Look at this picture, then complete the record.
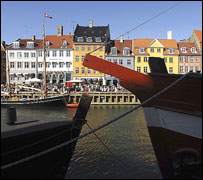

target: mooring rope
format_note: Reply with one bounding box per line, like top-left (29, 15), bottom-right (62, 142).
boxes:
top-left (1, 71), bottom-right (193, 170)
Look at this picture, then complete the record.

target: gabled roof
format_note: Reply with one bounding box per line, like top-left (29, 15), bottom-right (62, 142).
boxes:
top-left (194, 30), bottom-right (202, 42)
top-left (45, 35), bottom-right (73, 49)
top-left (147, 39), bottom-right (165, 48)
top-left (107, 40), bottom-right (133, 56)
top-left (177, 42), bottom-right (201, 55)
top-left (7, 39), bottom-right (43, 49)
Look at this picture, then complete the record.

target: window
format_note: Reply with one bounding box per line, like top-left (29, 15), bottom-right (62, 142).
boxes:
top-left (191, 47), bottom-right (197, 53)
top-left (144, 57), bottom-right (148, 62)
top-left (169, 49), bottom-right (174, 54)
top-left (17, 52), bottom-right (22, 58)
top-left (75, 67), bottom-right (79, 74)
top-left (12, 42), bottom-right (20, 48)
top-left (87, 68), bottom-right (91, 74)
top-left (93, 70), bottom-right (97, 74)
top-left (169, 67), bottom-right (173, 73)
top-left (82, 55), bottom-right (85, 61)
top-left (46, 51), bottom-right (50, 57)
top-left (190, 66), bottom-right (193, 72)
top-left (31, 62), bottom-right (35, 68)
top-left (27, 42), bottom-right (34, 48)
top-left (66, 50), bottom-right (70, 57)
top-left (75, 45), bottom-right (79, 50)
top-left (24, 52), bottom-right (29, 58)
top-left (59, 62), bottom-right (64, 68)
top-left (10, 62), bottom-right (15, 68)
top-left (180, 56), bottom-right (184, 62)
top-left (96, 37), bottom-right (101, 42)
top-left (75, 55), bottom-right (79, 62)
top-left (143, 67), bottom-right (148, 73)
top-left (123, 48), bottom-right (130, 56)
top-left (190, 56), bottom-right (194, 63)
top-left (38, 51), bottom-right (42, 57)
top-left (53, 50), bottom-right (57, 57)
top-left (46, 62), bottom-right (50, 68)
top-left (10, 52), bottom-right (14, 58)
top-left (195, 56), bottom-right (199, 62)
top-left (46, 41), bottom-right (50, 47)
top-left (31, 52), bottom-right (35, 57)
top-left (169, 57), bottom-right (173, 63)
top-left (99, 45), bottom-right (103, 51)
top-left (195, 66), bottom-right (200, 72)
top-left (164, 57), bottom-right (167, 63)
top-left (137, 67), bottom-right (141, 72)
top-left (62, 41), bottom-right (67, 48)
top-left (52, 62), bottom-right (57, 68)
top-left (59, 50), bottom-right (63, 57)
top-left (111, 47), bottom-right (117, 55)
top-left (157, 48), bottom-right (161, 53)
top-left (185, 56), bottom-right (189, 62)
top-left (81, 45), bottom-right (85, 51)
top-left (66, 62), bottom-right (71, 68)
top-left (137, 57), bottom-right (141, 62)
top-left (17, 62), bottom-right (22, 68)
top-left (119, 59), bottom-right (123, 65)
top-left (87, 37), bottom-right (92, 42)
top-left (150, 48), bottom-right (154, 53)
top-left (77, 37), bottom-right (83, 42)
top-left (181, 47), bottom-right (187, 53)
top-left (24, 62), bottom-right (29, 68)
top-left (81, 67), bottom-right (85, 74)
top-left (38, 63), bottom-right (43, 68)
top-left (113, 59), bottom-right (117, 64)
top-left (185, 66), bottom-right (189, 73)
top-left (179, 66), bottom-right (183, 73)
top-left (139, 48), bottom-right (144, 53)
top-left (87, 45), bottom-right (91, 51)
top-left (127, 59), bottom-right (132, 65)
top-left (93, 45), bottom-right (97, 50)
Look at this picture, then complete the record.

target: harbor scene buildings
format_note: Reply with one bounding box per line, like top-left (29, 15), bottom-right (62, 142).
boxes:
top-left (1, 1), bottom-right (202, 179)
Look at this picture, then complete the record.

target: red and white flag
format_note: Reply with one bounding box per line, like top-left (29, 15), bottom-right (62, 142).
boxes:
top-left (44, 13), bottom-right (53, 19)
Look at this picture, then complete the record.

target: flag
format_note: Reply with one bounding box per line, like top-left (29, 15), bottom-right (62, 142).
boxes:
top-left (44, 13), bottom-right (53, 19)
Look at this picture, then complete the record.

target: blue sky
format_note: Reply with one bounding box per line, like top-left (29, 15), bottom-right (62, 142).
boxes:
top-left (1, 1), bottom-right (202, 44)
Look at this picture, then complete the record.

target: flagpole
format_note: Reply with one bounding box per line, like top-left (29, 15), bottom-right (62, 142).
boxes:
top-left (43, 20), bottom-right (47, 98)
top-left (6, 48), bottom-right (11, 97)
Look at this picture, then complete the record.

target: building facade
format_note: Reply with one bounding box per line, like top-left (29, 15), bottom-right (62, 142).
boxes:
top-left (73, 20), bottom-right (111, 85)
top-left (177, 42), bottom-right (201, 74)
top-left (1, 41), bottom-right (7, 84)
top-left (133, 38), bottom-right (179, 74)
top-left (105, 36), bottom-right (134, 86)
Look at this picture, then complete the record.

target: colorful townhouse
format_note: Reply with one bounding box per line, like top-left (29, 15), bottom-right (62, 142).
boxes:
top-left (177, 42), bottom-right (201, 74)
top-left (72, 20), bottom-right (111, 85)
top-left (105, 36), bottom-right (134, 86)
top-left (37, 25), bottom-right (74, 84)
top-left (1, 41), bottom-right (7, 84)
top-left (133, 32), bottom-right (179, 74)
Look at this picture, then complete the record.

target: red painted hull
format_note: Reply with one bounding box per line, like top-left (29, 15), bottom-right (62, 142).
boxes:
top-left (66, 103), bottom-right (79, 108)
top-left (83, 54), bottom-right (202, 179)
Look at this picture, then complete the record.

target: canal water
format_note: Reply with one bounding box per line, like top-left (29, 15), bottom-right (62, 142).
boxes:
top-left (15, 105), bottom-right (162, 179)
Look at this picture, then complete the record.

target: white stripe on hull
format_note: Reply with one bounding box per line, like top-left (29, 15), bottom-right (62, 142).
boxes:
top-left (143, 107), bottom-right (202, 139)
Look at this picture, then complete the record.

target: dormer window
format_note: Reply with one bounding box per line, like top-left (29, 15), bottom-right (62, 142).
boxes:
top-left (191, 47), bottom-right (197, 53)
top-left (96, 37), bottom-right (101, 42)
top-left (77, 37), bottom-right (84, 42)
top-left (123, 47), bottom-right (130, 56)
top-left (87, 37), bottom-right (92, 42)
top-left (46, 41), bottom-right (50, 47)
top-left (62, 40), bottom-right (68, 48)
top-left (27, 42), bottom-right (34, 48)
top-left (139, 48), bottom-right (145, 53)
top-left (111, 47), bottom-right (117, 56)
top-left (169, 49), bottom-right (174, 54)
top-left (181, 47), bottom-right (187, 53)
top-left (12, 42), bottom-right (20, 48)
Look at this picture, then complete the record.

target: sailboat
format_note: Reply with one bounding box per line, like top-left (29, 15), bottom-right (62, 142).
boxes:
top-left (83, 54), bottom-right (202, 179)
top-left (1, 21), bottom-right (69, 108)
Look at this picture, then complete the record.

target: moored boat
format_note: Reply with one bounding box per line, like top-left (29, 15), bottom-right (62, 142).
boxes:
top-left (83, 54), bottom-right (202, 179)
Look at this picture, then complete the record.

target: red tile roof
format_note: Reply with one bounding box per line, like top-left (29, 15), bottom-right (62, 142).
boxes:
top-left (177, 42), bottom-right (201, 55)
top-left (7, 39), bottom-right (43, 49)
top-left (194, 30), bottom-right (202, 42)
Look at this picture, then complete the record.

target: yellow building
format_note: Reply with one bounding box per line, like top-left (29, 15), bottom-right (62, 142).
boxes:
top-left (73, 20), bottom-right (110, 84)
top-left (133, 39), bottom-right (179, 74)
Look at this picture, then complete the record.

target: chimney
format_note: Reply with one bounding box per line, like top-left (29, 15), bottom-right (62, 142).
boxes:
top-left (120, 35), bottom-right (123, 43)
top-left (89, 20), bottom-right (93, 28)
top-left (167, 31), bottom-right (172, 39)
top-left (32, 35), bottom-right (35, 40)
top-left (57, 25), bottom-right (63, 36)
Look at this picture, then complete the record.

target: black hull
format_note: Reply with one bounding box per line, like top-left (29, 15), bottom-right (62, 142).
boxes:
top-left (1, 94), bottom-right (69, 108)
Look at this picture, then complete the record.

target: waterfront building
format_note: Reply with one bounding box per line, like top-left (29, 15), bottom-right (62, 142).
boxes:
top-left (1, 41), bottom-right (7, 84)
top-left (37, 25), bottom-right (74, 84)
top-left (73, 20), bottom-right (111, 85)
top-left (177, 42), bottom-right (201, 74)
top-left (105, 36), bottom-right (134, 86)
top-left (133, 32), bottom-right (179, 74)
top-left (186, 30), bottom-right (202, 72)
top-left (6, 36), bottom-right (43, 84)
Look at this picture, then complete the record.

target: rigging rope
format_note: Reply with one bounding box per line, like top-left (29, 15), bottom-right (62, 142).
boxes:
top-left (1, 71), bottom-right (193, 170)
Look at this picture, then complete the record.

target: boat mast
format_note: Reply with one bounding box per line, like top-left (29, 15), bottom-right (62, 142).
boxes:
top-left (6, 48), bottom-right (11, 97)
top-left (43, 20), bottom-right (47, 98)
